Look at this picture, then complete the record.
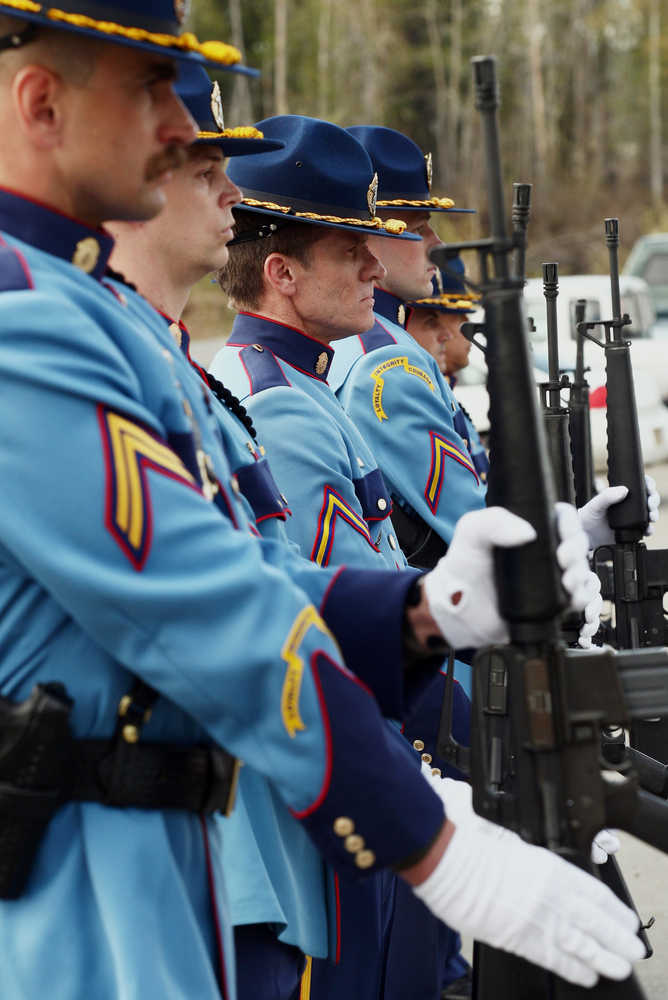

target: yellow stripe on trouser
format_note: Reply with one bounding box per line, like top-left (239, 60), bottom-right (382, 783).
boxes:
top-left (299, 956), bottom-right (312, 999)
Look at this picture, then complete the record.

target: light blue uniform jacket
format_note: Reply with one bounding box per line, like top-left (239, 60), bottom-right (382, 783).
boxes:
top-left (0, 191), bottom-right (445, 999)
top-left (329, 310), bottom-right (487, 548)
top-left (210, 312), bottom-right (471, 961)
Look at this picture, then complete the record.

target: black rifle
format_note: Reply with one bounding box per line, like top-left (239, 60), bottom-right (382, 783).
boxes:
top-left (538, 264), bottom-right (653, 953)
top-left (581, 221), bottom-right (668, 760)
top-left (569, 299), bottom-right (596, 507)
top-left (432, 56), bottom-right (668, 1000)
top-left (511, 182), bottom-right (532, 282)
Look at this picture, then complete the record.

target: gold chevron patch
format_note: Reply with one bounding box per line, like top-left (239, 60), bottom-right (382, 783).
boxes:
top-left (99, 408), bottom-right (197, 569)
top-left (370, 356), bottom-right (434, 421)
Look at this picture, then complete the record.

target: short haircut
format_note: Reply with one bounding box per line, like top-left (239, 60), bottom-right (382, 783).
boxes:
top-left (0, 16), bottom-right (101, 85)
top-left (219, 208), bottom-right (328, 310)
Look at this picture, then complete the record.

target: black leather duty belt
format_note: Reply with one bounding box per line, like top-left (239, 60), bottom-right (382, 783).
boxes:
top-left (68, 740), bottom-right (241, 816)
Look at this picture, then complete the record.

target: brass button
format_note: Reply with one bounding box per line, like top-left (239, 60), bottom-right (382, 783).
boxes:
top-left (333, 817), bottom-right (354, 837)
top-left (421, 752), bottom-right (432, 765)
top-left (377, 497), bottom-right (387, 512)
top-left (252, 344), bottom-right (264, 352)
top-left (344, 834), bottom-right (365, 853)
top-left (355, 849), bottom-right (376, 869)
top-left (431, 768), bottom-right (442, 778)
top-left (388, 534), bottom-right (397, 551)
top-left (413, 739), bottom-right (425, 752)
top-left (481, 471), bottom-right (487, 483)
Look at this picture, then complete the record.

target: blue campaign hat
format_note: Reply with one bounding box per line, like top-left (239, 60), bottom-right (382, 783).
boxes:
top-left (408, 256), bottom-right (480, 313)
top-left (346, 126), bottom-right (474, 213)
top-left (0, 0), bottom-right (257, 74)
top-left (227, 115), bottom-right (420, 241)
top-left (175, 63), bottom-right (283, 156)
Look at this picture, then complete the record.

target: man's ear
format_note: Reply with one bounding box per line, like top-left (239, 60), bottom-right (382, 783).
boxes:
top-left (264, 253), bottom-right (298, 297)
top-left (12, 64), bottom-right (65, 148)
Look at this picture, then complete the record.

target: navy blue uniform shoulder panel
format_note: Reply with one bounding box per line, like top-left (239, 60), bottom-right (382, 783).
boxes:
top-left (240, 344), bottom-right (291, 394)
top-left (359, 320), bottom-right (398, 353)
top-left (0, 242), bottom-right (33, 292)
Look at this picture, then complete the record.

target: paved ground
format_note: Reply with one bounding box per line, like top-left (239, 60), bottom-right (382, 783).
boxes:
top-left (461, 460), bottom-right (668, 996)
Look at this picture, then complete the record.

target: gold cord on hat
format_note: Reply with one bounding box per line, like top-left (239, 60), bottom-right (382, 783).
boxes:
top-left (198, 127), bottom-right (265, 140)
top-left (411, 292), bottom-right (480, 308)
top-left (376, 196), bottom-right (455, 209)
top-left (241, 198), bottom-right (407, 234)
top-left (1, 0), bottom-right (243, 66)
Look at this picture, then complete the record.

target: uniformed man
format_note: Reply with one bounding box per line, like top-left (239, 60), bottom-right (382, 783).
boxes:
top-left (106, 63), bottom-right (473, 999)
top-left (0, 13), bottom-right (642, 1000)
top-left (211, 114), bottom-right (636, 999)
top-left (406, 256), bottom-right (489, 488)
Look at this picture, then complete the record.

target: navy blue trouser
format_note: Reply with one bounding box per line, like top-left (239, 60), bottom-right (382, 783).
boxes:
top-left (234, 923), bottom-right (305, 1000)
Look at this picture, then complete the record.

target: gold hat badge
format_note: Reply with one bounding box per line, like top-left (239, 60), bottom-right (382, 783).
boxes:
top-left (210, 80), bottom-right (225, 131)
top-left (174, 0), bottom-right (190, 25)
top-left (367, 172), bottom-right (378, 217)
top-left (425, 152), bottom-right (433, 192)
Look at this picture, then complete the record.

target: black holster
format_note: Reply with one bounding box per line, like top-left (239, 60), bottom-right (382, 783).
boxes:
top-left (0, 682), bottom-right (240, 900)
top-left (0, 683), bottom-right (73, 899)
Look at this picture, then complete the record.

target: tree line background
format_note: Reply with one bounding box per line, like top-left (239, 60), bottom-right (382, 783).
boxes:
top-left (184, 0), bottom-right (666, 336)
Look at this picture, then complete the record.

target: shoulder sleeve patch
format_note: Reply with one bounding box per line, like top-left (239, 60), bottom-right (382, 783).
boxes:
top-left (240, 344), bottom-right (291, 395)
top-left (0, 241), bottom-right (33, 291)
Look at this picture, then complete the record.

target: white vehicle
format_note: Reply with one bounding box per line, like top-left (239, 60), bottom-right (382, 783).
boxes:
top-left (523, 274), bottom-right (668, 401)
top-left (452, 341), bottom-right (668, 473)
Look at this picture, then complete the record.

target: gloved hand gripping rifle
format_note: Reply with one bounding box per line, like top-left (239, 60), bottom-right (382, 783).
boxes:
top-left (432, 55), bottom-right (668, 1000)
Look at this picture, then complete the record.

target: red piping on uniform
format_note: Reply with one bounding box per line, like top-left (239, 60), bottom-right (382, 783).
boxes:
top-left (199, 814), bottom-right (229, 1000)
top-left (291, 652), bottom-right (335, 820)
top-left (0, 234), bottom-right (34, 288)
top-left (319, 566), bottom-right (346, 616)
top-left (334, 873), bottom-right (342, 964)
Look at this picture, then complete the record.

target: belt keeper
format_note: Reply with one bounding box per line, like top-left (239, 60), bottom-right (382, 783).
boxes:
top-left (118, 693), bottom-right (153, 744)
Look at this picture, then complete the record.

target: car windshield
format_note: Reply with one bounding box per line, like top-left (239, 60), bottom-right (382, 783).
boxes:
top-left (642, 253), bottom-right (668, 286)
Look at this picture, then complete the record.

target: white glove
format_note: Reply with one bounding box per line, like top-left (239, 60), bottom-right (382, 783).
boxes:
top-left (575, 570), bottom-right (602, 649)
top-left (423, 508), bottom-right (536, 649)
top-left (421, 766), bottom-right (620, 865)
top-left (554, 502), bottom-right (603, 650)
top-left (645, 474), bottom-right (660, 536)
top-left (414, 771), bottom-right (643, 987)
top-left (578, 475), bottom-right (660, 548)
top-left (591, 829), bottom-right (621, 865)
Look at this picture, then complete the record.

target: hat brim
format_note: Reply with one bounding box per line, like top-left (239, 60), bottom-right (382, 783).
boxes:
top-left (196, 135), bottom-right (285, 157)
top-left (0, 5), bottom-right (258, 74)
top-left (234, 203), bottom-right (421, 241)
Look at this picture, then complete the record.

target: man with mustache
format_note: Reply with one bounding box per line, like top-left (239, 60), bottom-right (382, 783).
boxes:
top-left (0, 10), bottom-right (640, 1000)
